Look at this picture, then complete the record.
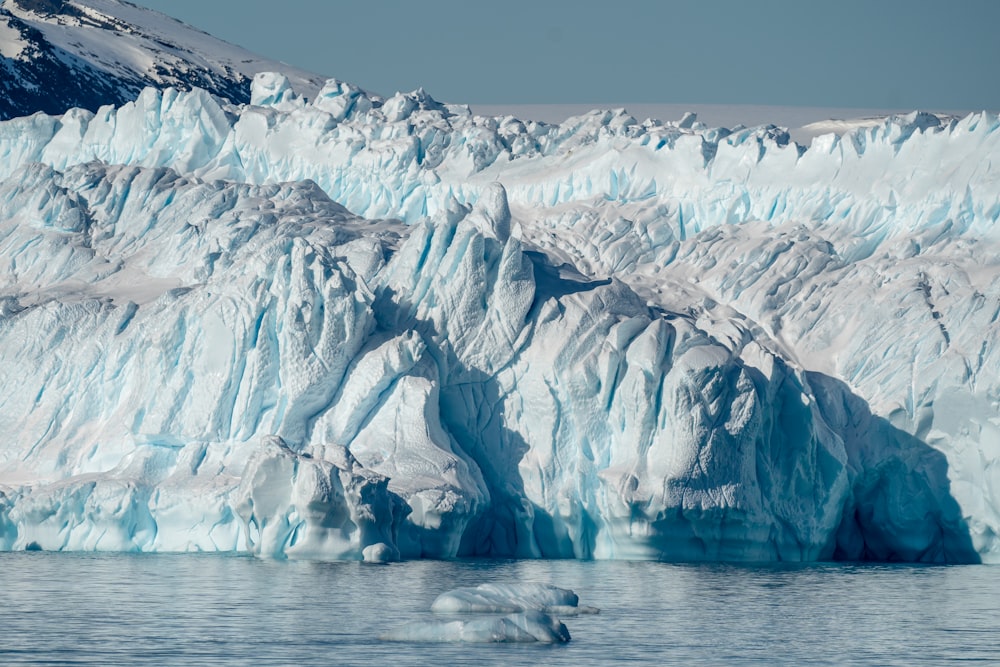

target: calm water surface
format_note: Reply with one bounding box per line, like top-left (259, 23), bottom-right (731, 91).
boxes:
top-left (0, 553), bottom-right (997, 666)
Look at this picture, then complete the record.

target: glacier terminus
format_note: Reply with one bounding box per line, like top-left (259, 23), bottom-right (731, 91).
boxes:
top-left (0, 70), bottom-right (998, 564)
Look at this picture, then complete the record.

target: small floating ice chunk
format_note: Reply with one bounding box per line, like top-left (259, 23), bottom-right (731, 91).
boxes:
top-left (431, 583), bottom-right (599, 615)
top-left (380, 610), bottom-right (571, 643)
top-left (362, 542), bottom-right (399, 563)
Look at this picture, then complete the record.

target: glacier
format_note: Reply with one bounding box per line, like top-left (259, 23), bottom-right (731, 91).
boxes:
top-left (0, 72), bottom-right (997, 563)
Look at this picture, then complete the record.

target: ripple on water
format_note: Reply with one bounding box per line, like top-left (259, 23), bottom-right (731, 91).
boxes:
top-left (0, 554), bottom-right (998, 666)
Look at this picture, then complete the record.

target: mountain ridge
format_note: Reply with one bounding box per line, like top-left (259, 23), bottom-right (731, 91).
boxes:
top-left (0, 0), bottom-right (325, 119)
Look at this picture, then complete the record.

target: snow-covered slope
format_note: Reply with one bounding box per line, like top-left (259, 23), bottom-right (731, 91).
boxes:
top-left (0, 0), bottom-right (326, 120)
top-left (0, 74), bottom-right (997, 563)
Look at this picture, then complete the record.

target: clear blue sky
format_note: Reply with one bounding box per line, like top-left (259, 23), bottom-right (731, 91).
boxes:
top-left (133, 0), bottom-right (1000, 110)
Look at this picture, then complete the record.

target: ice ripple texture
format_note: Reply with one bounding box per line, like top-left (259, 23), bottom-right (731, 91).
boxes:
top-left (0, 73), bottom-right (997, 563)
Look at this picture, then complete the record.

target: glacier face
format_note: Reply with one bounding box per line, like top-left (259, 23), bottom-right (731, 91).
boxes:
top-left (0, 74), bottom-right (997, 563)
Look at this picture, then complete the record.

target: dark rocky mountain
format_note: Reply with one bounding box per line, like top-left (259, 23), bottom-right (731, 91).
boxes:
top-left (0, 0), bottom-right (325, 120)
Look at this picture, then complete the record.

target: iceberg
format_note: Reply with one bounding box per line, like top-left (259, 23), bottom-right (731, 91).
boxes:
top-left (380, 610), bottom-right (571, 644)
top-left (0, 75), bottom-right (996, 563)
top-left (431, 583), bottom-right (599, 615)
top-left (384, 583), bottom-right (588, 643)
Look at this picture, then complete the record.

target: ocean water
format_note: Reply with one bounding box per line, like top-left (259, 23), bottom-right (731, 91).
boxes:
top-left (0, 553), bottom-right (997, 666)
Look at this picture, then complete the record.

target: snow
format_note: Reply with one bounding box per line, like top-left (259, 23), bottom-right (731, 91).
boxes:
top-left (1, 0), bottom-right (326, 98)
top-left (0, 14), bottom-right (24, 58)
top-left (0, 73), bottom-right (997, 563)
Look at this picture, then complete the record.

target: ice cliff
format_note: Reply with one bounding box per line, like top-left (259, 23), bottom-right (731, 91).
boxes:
top-left (0, 74), bottom-right (997, 563)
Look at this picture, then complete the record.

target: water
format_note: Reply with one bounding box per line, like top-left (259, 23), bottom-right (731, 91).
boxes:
top-left (1, 554), bottom-right (997, 666)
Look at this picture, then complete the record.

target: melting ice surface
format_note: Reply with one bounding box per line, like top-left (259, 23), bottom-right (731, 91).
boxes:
top-left (0, 72), bottom-right (998, 563)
